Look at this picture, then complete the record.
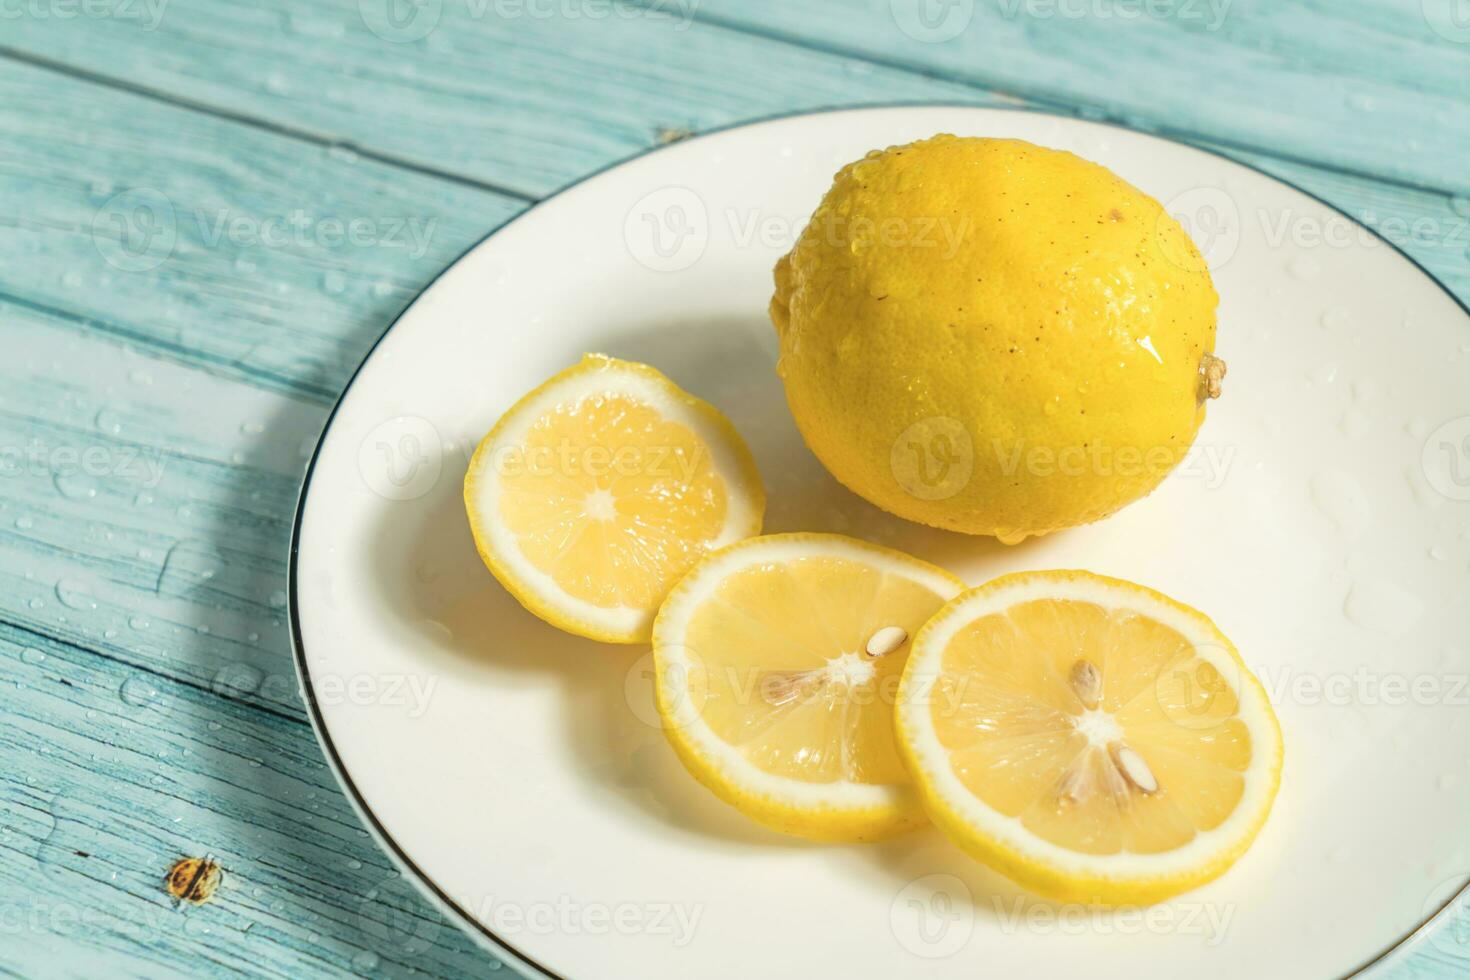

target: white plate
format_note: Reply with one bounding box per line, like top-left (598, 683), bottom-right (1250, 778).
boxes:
top-left (291, 107), bottom-right (1470, 979)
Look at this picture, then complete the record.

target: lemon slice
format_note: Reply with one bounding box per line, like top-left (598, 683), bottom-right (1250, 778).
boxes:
top-left (464, 355), bottom-right (764, 643)
top-left (896, 570), bottom-right (1283, 904)
top-left (652, 533), bottom-right (964, 841)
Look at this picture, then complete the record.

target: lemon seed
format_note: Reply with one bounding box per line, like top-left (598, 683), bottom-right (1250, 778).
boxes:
top-left (1069, 659), bottom-right (1102, 710)
top-left (1110, 743), bottom-right (1159, 794)
top-left (864, 625), bottom-right (908, 658)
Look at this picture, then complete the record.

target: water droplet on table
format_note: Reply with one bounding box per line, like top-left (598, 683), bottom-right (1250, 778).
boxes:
top-left (52, 471), bottom-right (100, 500)
top-left (181, 916), bottom-right (213, 938)
top-left (213, 663), bottom-right (265, 698)
top-left (94, 407), bottom-right (123, 435)
top-left (54, 579), bottom-right (98, 611)
top-left (19, 648), bottom-right (46, 665)
top-left (120, 675), bottom-right (163, 708)
top-left (351, 951), bottom-right (380, 973)
top-left (157, 539), bottom-right (224, 597)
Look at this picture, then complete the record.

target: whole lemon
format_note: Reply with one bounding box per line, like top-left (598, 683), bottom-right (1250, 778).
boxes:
top-left (770, 135), bottom-right (1223, 541)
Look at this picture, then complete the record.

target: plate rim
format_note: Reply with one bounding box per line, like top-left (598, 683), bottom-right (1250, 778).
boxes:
top-left (287, 102), bottom-right (1470, 980)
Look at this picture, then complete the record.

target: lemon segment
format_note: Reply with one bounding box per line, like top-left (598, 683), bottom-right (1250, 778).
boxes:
top-left (653, 534), bottom-right (964, 841)
top-left (896, 570), bottom-right (1282, 903)
top-left (465, 355), bottom-right (764, 643)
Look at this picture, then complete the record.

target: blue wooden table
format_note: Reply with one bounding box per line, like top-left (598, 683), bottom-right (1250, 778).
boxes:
top-left (2, 1), bottom-right (1468, 976)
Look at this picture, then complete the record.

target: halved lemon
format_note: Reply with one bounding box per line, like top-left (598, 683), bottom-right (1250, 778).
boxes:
top-left (896, 570), bottom-right (1283, 904)
top-left (652, 533), bottom-right (964, 841)
top-left (465, 355), bottom-right (764, 643)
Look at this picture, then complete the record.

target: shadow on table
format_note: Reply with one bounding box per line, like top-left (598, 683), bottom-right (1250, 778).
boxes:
top-left (159, 299), bottom-right (504, 976)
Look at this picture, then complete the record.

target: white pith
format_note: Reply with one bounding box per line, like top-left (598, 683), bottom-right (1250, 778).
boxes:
top-left (467, 359), bottom-right (762, 638)
top-left (899, 573), bottom-right (1282, 881)
top-left (1075, 708), bottom-right (1122, 747)
top-left (655, 535), bottom-right (963, 813)
top-left (826, 651), bottom-right (877, 687)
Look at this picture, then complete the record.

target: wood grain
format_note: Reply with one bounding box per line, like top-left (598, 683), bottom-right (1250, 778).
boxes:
top-left (692, 0), bottom-right (1470, 195)
top-left (0, 625), bottom-right (496, 978)
top-left (0, 58), bottom-right (524, 401)
top-left (1, 2), bottom-right (1468, 977)
top-left (3, 0), bottom-right (1469, 197)
top-left (3, 300), bottom-right (329, 714)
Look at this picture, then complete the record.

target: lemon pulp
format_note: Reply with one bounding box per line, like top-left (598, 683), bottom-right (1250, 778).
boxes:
top-left (499, 393), bottom-right (728, 610)
top-left (465, 354), bottom-right (764, 643)
top-left (934, 598), bottom-right (1249, 856)
top-left (654, 533), bottom-right (963, 840)
top-left (898, 570), bottom-right (1282, 903)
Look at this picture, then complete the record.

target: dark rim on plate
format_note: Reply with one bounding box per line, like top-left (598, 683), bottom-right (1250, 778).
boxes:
top-left (288, 104), bottom-right (1470, 979)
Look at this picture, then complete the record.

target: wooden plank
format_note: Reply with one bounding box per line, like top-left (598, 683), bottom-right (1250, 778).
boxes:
top-left (3, 34), bottom-right (1469, 411)
top-left (0, 0), bottom-right (1003, 197)
top-left (0, 625), bottom-right (496, 978)
top-left (3, 8), bottom-right (1468, 977)
top-left (687, 0), bottom-right (1470, 195)
top-left (2, 0), bottom-right (1468, 198)
top-left (0, 57), bottom-right (524, 401)
top-left (2, 300), bottom-right (321, 717)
